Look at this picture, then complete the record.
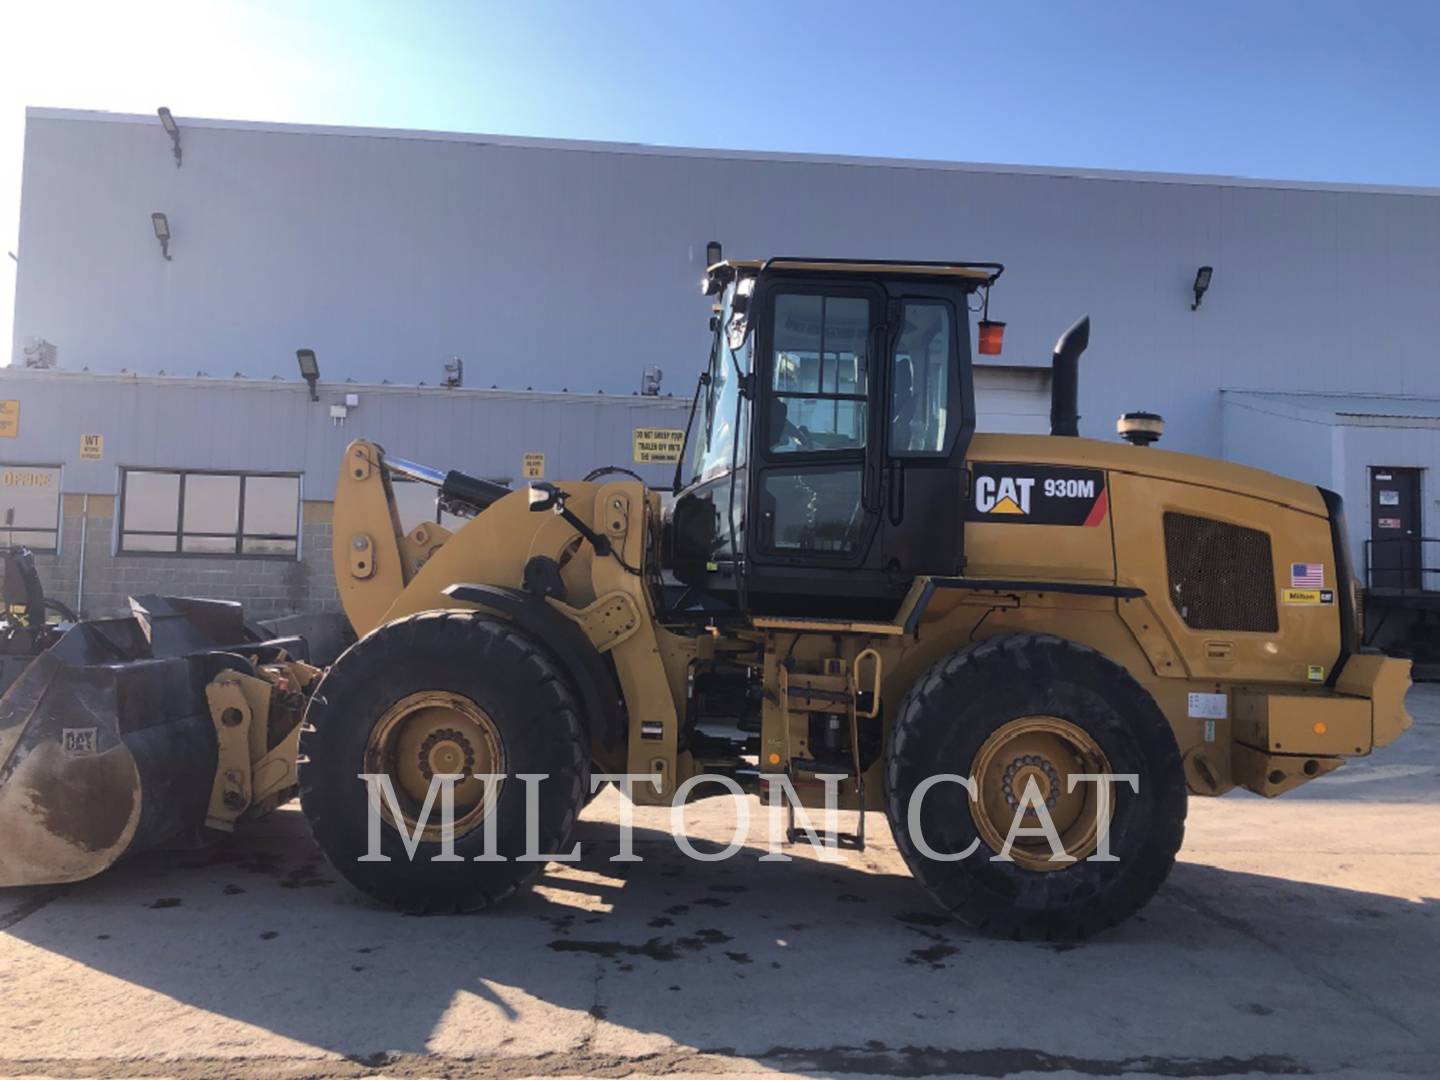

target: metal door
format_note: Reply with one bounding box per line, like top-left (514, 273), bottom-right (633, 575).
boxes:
top-left (1369, 466), bottom-right (1421, 591)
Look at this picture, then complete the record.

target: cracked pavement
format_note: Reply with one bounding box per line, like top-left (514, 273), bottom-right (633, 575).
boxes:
top-left (0, 687), bottom-right (1436, 1080)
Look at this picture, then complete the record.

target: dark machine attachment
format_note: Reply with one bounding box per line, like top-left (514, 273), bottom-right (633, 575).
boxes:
top-left (0, 594), bottom-right (316, 888)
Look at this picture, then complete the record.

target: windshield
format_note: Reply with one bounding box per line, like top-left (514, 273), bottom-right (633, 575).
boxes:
top-left (682, 281), bottom-right (752, 487)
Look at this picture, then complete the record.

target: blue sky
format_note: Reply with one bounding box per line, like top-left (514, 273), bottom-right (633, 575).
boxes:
top-left (4, 0), bottom-right (1439, 352)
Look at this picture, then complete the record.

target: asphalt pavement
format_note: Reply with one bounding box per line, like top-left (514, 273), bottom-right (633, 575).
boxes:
top-left (0, 688), bottom-right (1437, 1080)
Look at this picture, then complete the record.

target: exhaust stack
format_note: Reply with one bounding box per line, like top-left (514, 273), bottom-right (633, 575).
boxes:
top-left (1049, 315), bottom-right (1089, 437)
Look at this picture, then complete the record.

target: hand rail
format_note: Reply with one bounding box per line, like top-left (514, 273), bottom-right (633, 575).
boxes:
top-left (1363, 535), bottom-right (1440, 596)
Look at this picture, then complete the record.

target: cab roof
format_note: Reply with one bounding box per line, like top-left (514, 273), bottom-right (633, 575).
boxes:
top-left (707, 257), bottom-right (1004, 287)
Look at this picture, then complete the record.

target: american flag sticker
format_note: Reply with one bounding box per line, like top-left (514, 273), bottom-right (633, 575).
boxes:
top-left (1290, 562), bottom-right (1325, 588)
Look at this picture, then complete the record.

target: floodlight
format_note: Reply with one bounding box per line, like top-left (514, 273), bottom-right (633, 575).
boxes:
top-left (296, 348), bottom-right (320, 401)
top-left (157, 107), bottom-right (182, 166)
top-left (151, 212), bottom-right (172, 260)
top-left (1191, 265), bottom-right (1213, 310)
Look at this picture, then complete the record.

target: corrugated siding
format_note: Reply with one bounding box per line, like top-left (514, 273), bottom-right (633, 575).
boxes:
top-left (14, 113), bottom-right (1440, 460)
top-left (0, 372), bottom-right (692, 497)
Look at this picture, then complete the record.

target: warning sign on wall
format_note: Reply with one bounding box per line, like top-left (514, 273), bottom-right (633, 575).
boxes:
top-left (633, 427), bottom-right (685, 464)
top-left (80, 434), bottom-right (104, 461)
top-left (0, 401), bottom-right (18, 439)
top-left (522, 452), bottom-right (545, 479)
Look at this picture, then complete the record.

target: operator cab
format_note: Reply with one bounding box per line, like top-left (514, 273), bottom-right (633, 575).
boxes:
top-left (669, 257), bottom-right (1003, 619)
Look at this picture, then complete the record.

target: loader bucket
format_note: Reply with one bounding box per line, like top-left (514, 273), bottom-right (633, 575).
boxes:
top-left (0, 596), bottom-right (307, 888)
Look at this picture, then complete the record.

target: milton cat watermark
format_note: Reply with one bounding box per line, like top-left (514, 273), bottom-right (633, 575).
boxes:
top-left (357, 771), bottom-right (1138, 864)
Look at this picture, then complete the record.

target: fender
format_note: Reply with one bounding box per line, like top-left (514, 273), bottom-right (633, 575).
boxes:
top-left (443, 583), bottom-right (625, 754)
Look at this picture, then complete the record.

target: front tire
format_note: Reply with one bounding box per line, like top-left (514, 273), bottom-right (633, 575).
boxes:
top-left (884, 633), bottom-right (1186, 940)
top-left (299, 610), bottom-right (588, 913)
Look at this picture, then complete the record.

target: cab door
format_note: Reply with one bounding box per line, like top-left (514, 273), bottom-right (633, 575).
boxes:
top-left (878, 289), bottom-right (973, 576)
top-left (748, 282), bottom-right (885, 575)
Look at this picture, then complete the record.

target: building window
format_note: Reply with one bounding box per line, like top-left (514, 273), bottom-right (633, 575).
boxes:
top-left (119, 469), bottom-right (300, 557)
top-left (0, 464), bottom-right (62, 552)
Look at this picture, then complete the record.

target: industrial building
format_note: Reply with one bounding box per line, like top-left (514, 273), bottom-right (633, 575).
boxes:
top-left (7, 107), bottom-right (1440, 639)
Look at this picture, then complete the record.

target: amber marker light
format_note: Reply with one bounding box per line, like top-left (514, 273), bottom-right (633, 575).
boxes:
top-left (978, 320), bottom-right (1006, 355)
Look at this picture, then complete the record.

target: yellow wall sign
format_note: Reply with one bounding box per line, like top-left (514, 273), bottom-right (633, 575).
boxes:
top-left (522, 452), bottom-right (545, 479)
top-left (0, 467), bottom-right (54, 488)
top-left (80, 434), bottom-right (104, 461)
top-left (633, 427), bottom-right (685, 464)
top-left (0, 401), bottom-right (18, 439)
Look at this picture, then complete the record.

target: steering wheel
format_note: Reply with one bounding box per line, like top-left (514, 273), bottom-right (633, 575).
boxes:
top-left (779, 419), bottom-right (815, 451)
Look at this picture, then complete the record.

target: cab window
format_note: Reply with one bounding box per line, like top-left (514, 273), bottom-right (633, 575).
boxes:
top-left (889, 301), bottom-right (954, 454)
top-left (769, 294), bottom-right (869, 453)
top-left (685, 285), bottom-right (752, 485)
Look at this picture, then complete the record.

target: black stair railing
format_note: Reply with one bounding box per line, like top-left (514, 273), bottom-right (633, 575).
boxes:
top-left (1364, 536), bottom-right (1440, 596)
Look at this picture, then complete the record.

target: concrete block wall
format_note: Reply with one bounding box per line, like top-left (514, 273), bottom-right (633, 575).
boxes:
top-left (32, 495), bottom-right (341, 621)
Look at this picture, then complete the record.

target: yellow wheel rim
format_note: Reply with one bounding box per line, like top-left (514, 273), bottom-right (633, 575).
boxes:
top-left (970, 715), bottom-right (1113, 872)
top-left (364, 690), bottom-right (505, 843)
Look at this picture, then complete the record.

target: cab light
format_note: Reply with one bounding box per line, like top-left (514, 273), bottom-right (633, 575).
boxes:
top-left (978, 320), bottom-right (1006, 355)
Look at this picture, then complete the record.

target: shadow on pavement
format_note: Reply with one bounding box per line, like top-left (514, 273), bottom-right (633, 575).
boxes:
top-left (2, 804), bottom-right (1438, 1074)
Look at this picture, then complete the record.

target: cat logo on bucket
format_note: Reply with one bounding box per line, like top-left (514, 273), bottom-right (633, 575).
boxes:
top-left (974, 475), bottom-right (1034, 515)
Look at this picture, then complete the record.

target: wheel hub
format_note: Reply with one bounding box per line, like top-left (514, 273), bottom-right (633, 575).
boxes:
top-left (1002, 755), bottom-right (1063, 810)
top-left (418, 728), bottom-right (477, 781)
top-left (364, 691), bottom-right (506, 843)
top-left (970, 715), bottom-right (1114, 872)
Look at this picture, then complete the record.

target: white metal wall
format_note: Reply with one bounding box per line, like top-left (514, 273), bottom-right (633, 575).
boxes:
top-left (1222, 391), bottom-right (1440, 572)
top-left (15, 109), bottom-right (1440, 462)
top-left (0, 369), bottom-right (693, 497)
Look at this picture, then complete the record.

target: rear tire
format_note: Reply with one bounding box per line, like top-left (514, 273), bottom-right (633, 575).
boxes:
top-left (299, 609), bottom-right (588, 913)
top-left (884, 633), bottom-right (1186, 941)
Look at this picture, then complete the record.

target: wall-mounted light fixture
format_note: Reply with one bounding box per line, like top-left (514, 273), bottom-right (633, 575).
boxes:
top-left (151, 212), bottom-right (172, 260)
top-left (1191, 265), bottom-right (1213, 310)
top-left (296, 348), bottom-right (320, 401)
top-left (157, 107), bottom-right (182, 167)
top-left (705, 240), bottom-right (722, 267)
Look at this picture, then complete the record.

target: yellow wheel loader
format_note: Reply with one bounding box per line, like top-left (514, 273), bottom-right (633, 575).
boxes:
top-left (0, 257), bottom-right (1412, 940)
top-left (295, 257), bottom-right (1410, 939)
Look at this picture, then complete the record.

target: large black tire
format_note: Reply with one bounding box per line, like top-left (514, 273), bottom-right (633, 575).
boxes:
top-left (299, 610), bottom-right (588, 913)
top-left (884, 633), bottom-right (1186, 941)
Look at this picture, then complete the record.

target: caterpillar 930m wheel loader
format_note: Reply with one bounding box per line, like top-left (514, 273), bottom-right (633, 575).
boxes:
top-left (298, 256), bottom-right (1410, 940)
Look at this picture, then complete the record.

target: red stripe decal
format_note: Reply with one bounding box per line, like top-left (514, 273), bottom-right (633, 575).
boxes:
top-left (1082, 487), bottom-right (1109, 527)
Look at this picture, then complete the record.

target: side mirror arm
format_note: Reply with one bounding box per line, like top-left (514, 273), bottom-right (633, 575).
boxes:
top-left (528, 483), bottom-right (613, 557)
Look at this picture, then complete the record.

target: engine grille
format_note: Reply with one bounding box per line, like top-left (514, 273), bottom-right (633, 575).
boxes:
top-left (1162, 512), bottom-right (1278, 632)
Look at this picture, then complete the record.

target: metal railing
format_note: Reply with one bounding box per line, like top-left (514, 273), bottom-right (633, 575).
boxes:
top-left (1364, 536), bottom-right (1440, 596)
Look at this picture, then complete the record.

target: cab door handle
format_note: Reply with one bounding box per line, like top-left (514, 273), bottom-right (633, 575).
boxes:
top-left (887, 464), bottom-right (904, 525)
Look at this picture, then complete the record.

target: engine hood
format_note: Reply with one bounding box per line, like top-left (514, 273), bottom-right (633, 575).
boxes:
top-left (968, 434), bottom-right (1328, 517)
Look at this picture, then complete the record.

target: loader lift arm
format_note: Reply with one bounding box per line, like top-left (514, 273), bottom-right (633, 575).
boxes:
top-left (331, 438), bottom-right (690, 791)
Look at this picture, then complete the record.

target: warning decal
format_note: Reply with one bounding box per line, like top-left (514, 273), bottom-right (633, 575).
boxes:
top-left (633, 428), bottom-right (685, 464)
